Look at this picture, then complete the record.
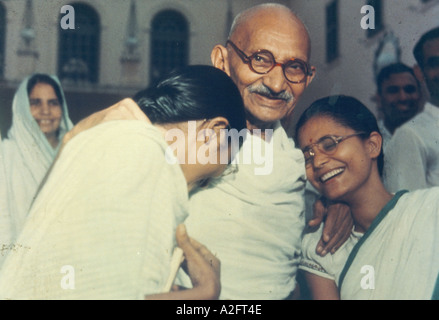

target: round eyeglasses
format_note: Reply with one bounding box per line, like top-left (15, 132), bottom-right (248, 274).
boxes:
top-left (226, 40), bottom-right (313, 84)
top-left (302, 132), bottom-right (366, 166)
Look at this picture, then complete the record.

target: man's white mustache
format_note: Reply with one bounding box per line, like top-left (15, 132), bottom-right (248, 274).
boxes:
top-left (248, 84), bottom-right (294, 102)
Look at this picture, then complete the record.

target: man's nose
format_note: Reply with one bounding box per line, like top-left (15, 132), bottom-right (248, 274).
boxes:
top-left (397, 88), bottom-right (410, 101)
top-left (262, 64), bottom-right (288, 93)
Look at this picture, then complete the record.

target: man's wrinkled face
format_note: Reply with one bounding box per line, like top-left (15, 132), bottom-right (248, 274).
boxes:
top-left (226, 13), bottom-right (314, 128)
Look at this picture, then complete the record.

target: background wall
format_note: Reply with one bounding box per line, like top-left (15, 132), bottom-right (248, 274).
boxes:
top-left (1, 0), bottom-right (438, 137)
top-left (288, 0), bottom-right (439, 134)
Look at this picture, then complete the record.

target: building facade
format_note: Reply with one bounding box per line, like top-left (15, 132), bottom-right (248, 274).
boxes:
top-left (0, 0), bottom-right (286, 133)
top-left (1, 0), bottom-right (438, 135)
top-left (288, 0), bottom-right (439, 134)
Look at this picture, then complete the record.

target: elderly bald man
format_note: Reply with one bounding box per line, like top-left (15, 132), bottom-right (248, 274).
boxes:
top-left (177, 3), bottom-right (352, 300)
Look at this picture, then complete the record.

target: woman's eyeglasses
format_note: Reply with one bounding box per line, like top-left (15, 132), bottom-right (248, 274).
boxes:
top-left (302, 132), bottom-right (366, 165)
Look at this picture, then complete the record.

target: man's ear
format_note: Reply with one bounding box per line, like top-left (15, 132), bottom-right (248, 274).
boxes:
top-left (413, 64), bottom-right (425, 83)
top-left (305, 66), bottom-right (317, 87)
top-left (202, 117), bottom-right (230, 144)
top-left (204, 116), bottom-right (229, 133)
top-left (367, 131), bottom-right (383, 159)
top-left (211, 45), bottom-right (231, 76)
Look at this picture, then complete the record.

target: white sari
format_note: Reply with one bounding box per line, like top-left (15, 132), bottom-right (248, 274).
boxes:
top-left (300, 188), bottom-right (439, 300)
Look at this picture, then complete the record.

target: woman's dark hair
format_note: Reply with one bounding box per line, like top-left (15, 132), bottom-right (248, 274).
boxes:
top-left (295, 95), bottom-right (384, 176)
top-left (27, 73), bottom-right (64, 106)
top-left (133, 65), bottom-right (247, 132)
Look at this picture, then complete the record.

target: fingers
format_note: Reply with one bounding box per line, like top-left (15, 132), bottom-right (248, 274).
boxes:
top-left (192, 240), bottom-right (220, 270)
top-left (175, 224), bottom-right (219, 270)
top-left (321, 205), bottom-right (338, 243)
top-left (188, 236), bottom-right (220, 271)
top-left (327, 216), bottom-right (353, 254)
top-left (175, 224), bottom-right (221, 299)
top-left (317, 203), bottom-right (353, 256)
top-left (176, 224), bottom-right (190, 248)
top-left (316, 229), bottom-right (344, 257)
top-left (308, 198), bottom-right (326, 227)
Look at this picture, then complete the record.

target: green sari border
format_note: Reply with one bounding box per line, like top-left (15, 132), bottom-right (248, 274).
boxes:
top-left (432, 273), bottom-right (439, 300)
top-left (337, 189), bottom-right (409, 290)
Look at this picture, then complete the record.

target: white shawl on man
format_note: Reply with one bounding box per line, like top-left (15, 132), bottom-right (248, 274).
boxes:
top-left (177, 121), bottom-right (306, 300)
top-left (0, 75), bottom-right (73, 255)
top-left (0, 120), bottom-right (188, 299)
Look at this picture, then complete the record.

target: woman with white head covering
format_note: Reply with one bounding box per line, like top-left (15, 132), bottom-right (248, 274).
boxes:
top-left (0, 74), bottom-right (73, 257)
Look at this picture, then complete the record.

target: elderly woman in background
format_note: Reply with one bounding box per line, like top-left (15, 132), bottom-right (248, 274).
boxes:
top-left (0, 74), bottom-right (73, 260)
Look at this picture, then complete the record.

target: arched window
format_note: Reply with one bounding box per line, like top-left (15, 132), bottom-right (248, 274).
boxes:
top-left (58, 3), bottom-right (100, 84)
top-left (0, 2), bottom-right (6, 78)
top-left (150, 10), bottom-right (189, 84)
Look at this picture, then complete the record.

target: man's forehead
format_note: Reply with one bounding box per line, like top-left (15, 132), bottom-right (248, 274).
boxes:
top-left (423, 37), bottom-right (439, 56)
top-left (233, 25), bottom-right (310, 61)
top-left (231, 7), bottom-right (310, 58)
top-left (383, 72), bottom-right (418, 85)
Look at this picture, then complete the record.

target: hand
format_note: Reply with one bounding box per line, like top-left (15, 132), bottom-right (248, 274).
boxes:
top-left (309, 198), bottom-right (353, 256)
top-left (176, 224), bottom-right (221, 300)
top-left (144, 225), bottom-right (221, 300)
top-left (62, 98), bottom-right (150, 146)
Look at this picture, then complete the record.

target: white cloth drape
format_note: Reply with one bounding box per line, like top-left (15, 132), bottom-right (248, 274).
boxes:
top-left (177, 122), bottom-right (307, 300)
top-left (0, 120), bottom-right (188, 299)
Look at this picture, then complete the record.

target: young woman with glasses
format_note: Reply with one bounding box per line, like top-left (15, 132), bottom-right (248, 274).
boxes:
top-left (295, 95), bottom-right (439, 300)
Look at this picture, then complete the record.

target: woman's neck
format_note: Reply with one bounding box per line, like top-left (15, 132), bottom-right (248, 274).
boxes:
top-left (344, 177), bottom-right (393, 233)
top-left (45, 133), bottom-right (59, 149)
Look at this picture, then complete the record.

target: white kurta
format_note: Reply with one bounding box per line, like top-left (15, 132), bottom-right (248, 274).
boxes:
top-left (383, 102), bottom-right (439, 193)
top-left (0, 75), bottom-right (73, 254)
top-left (299, 188), bottom-right (439, 300)
top-left (177, 121), bottom-right (307, 300)
top-left (0, 120), bottom-right (188, 300)
top-left (377, 119), bottom-right (392, 153)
